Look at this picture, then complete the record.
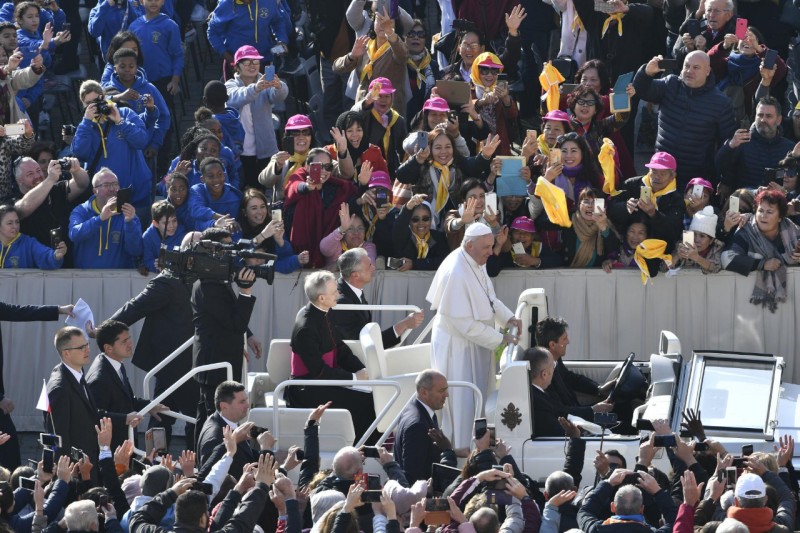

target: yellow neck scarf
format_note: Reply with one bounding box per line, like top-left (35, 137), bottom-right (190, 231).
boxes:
top-left (571, 15), bottom-right (584, 34)
top-left (414, 231), bottom-right (430, 258)
top-left (371, 108), bottom-right (398, 155)
top-left (92, 199), bottom-right (115, 255)
top-left (408, 52), bottom-right (432, 86)
top-left (634, 239), bottom-right (672, 284)
top-left (288, 151), bottom-right (307, 176)
top-left (599, 138), bottom-right (619, 196)
top-left (537, 133), bottom-right (550, 157)
top-left (641, 172), bottom-right (677, 207)
top-left (534, 177), bottom-right (571, 228)
top-left (360, 39), bottom-right (391, 82)
top-left (538, 62), bottom-right (565, 112)
top-left (432, 160), bottom-right (453, 214)
top-left (601, 13), bottom-right (625, 38)
top-left (340, 240), bottom-right (349, 252)
top-left (0, 232), bottom-right (21, 268)
top-left (470, 52), bottom-right (503, 90)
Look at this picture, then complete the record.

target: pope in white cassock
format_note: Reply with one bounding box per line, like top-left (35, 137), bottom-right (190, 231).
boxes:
top-left (426, 222), bottom-right (522, 448)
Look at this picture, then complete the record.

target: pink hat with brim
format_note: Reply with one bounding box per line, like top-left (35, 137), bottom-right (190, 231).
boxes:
top-left (510, 216), bottom-right (536, 233)
top-left (368, 77), bottom-right (396, 95)
top-left (645, 151), bottom-right (677, 170)
top-left (233, 45), bottom-right (263, 64)
top-left (477, 56), bottom-right (503, 69)
top-left (423, 97), bottom-right (450, 113)
top-left (542, 110), bottom-right (570, 123)
top-left (368, 171), bottom-right (392, 190)
top-left (685, 177), bottom-right (714, 193)
top-left (285, 114), bottom-right (313, 131)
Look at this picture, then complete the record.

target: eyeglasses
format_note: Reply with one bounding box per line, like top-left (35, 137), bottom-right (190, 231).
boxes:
top-left (410, 216), bottom-right (431, 223)
top-left (575, 98), bottom-right (596, 107)
top-left (315, 163), bottom-right (334, 171)
top-left (556, 132), bottom-right (580, 144)
top-left (407, 30), bottom-right (426, 38)
top-left (460, 42), bottom-right (481, 50)
top-left (478, 67), bottom-right (500, 76)
top-left (291, 129), bottom-right (312, 137)
top-left (238, 59), bottom-right (259, 66)
top-left (64, 343), bottom-right (89, 351)
top-left (95, 181), bottom-right (120, 189)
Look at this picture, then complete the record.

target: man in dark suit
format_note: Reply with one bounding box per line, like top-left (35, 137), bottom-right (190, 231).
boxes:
top-left (196, 381), bottom-right (274, 478)
top-left (0, 302), bottom-right (73, 469)
top-left (393, 369), bottom-right (456, 482)
top-left (86, 320), bottom-right (168, 449)
top-left (523, 346), bottom-right (570, 438)
top-left (329, 248), bottom-right (424, 347)
top-left (535, 317), bottom-right (615, 420)
top-left (46, 327), bottom-right (101, 465)
top-left (192, 228), bottom-right (258, 442)
top-left (105, 234), bottom-right (199, 446)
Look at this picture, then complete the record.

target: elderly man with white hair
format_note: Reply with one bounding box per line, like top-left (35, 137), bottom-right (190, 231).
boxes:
top-left (426, 223), bottom-right (521, 449)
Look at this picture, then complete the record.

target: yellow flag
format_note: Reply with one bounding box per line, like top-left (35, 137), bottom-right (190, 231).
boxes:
top-left (634, 239), bottom-right (672, 285)
top-left (534, 177), bottom-right (571, 228)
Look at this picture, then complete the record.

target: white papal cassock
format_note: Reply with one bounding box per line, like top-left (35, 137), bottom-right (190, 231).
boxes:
top-left (426, 246), bottom-right (514, 448)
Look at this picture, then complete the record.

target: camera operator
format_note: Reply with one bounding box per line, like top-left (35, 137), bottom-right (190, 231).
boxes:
top-left (9, 156), bottom-right (89, 268)
top-left (72, 80), bottom-right (152, 222)
top-left (191, 227), bottom-right (259, 441)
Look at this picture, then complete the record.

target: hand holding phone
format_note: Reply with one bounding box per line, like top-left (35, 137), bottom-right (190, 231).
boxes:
top-left (265, 65), bottom-right (275, 82)
top-left (309, 162), bottom-right (322, 184)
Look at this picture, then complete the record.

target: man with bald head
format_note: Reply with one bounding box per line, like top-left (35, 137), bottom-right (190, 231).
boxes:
top-left (634, 50), bottom-right (736, 188)
top-left (427, 223), bottom-right (521, 449)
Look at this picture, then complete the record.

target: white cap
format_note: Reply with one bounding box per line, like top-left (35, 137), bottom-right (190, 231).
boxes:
top-left (735, 473), bottom-right (766, 499)
top-left (689, 206), bottom-right (717, 239)
top-left (464, 222), bottom-right (492, 237)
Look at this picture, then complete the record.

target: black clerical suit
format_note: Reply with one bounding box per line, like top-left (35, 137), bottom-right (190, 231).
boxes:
top-left (196, 412), bottom-right (258, 479)
top-left (328, 277), bottom-right (401, 348)
top-left (530, 384), bottom-right (570, 438)
top-left (286, 303), bottom-right (376, 440)
top-left (549, 358), bottom-right (600, 420)
top-left (110, 270), bottom-right (198, 443)
top-left (0, 302), bottom-right (59, 469)
top-left (394, 398), bottom-right (455, 483)
top-left (45, 363), bottom-right (101, 464)
top-left (85, 354), bottom-right (150, 449)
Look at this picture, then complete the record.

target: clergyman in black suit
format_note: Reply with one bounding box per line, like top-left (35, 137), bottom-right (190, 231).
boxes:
top-left (328, 248), bottom-right (423, 346)
top-left (196, 381), bottom-right (274, 479)
top-left (393, 369), bottom-right (457, 483)
top-left (0, 302), bottom-right (73, 469)
top-left (86, 320), bottom-right (168, 449)
top-left (46, 327), bottom-right (101, 465)
top-left (522, 347), bottom-right (570, 438)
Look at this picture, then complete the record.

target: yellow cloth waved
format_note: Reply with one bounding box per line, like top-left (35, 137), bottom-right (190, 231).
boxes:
top-left (599, 138), bottom-right (619, 196)
top-left (432, 160), bottom-right (453, 214)
top-left (470, 52), bottom-right (503, 90)
top-left (539, 62), bottom-right (565, 112)
top-left (534, 177), bottom-right (571, 228)
top-left (641, 172), bottom-right (677, 210)
top-left (634, 239), bottom-right (671, 285)
top-left (360, 39), bottom-right (391, 82)
top-left (601, 13), bottom-right (625, 38)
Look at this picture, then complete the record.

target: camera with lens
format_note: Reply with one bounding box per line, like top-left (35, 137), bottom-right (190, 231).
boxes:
top-left (158, 239), bottom-right (276, 285)
top-left (57, 158), bottom-right (71, 172)
top-left (62, 124), bottom-right (76, 135)
top-left (93, 97), bottom-right (113, 117)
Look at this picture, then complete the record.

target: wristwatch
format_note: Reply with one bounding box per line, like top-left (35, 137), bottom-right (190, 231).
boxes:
top-left (100, 445), bottom-right (110, 452)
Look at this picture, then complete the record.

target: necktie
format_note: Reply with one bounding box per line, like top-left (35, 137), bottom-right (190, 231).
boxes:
top-left (360, 293), bottom-right (368, 305)
top-left (358, 293), bottom-right (372, 322)
top-left (79, 375), bottom-right (91, 404)
top-left (119, 364), bottom-right (133, 397)
top-left (432, 412), bottom-right (439, 429)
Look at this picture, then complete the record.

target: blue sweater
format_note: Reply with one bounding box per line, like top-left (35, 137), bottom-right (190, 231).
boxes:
top-left (0, 233), bottom-right (62, 269)
top-left (172, 199), bottom-right (214, 232)
top-left (215, 107), bottom-right (245, 156)
top-left (103, 71), bottom-right (171, 149)
top-left (70, 107), bottom-right (151, 209)
top-left (128, 13), bottom-right (184, 81)
top-left (716, 126), bottom-right (795, 190)
top-left (68, 196), bottom-right (144, 268)
top-left (88, 0), bottom-right (144, 59)
top-left (188, 182), bottom-right (242, 223)
top-left (207, 0), bottom-right (291, 62)
top-left (142, 222), bottom-right (186, 272)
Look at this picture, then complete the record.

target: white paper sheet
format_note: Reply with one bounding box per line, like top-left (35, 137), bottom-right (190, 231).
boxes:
top-left (64, 298), bottom-right (94, 333)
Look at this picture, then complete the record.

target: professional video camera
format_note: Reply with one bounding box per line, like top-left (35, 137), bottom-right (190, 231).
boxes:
top-left (158, 239), bottom-right (276, 285)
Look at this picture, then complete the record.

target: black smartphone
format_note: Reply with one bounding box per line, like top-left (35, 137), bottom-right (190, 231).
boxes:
top-left (685, 19), bottom-right (702, 38)
top-left (50, 227), bottom-right (62, 249)
top-left (732, 457), bottom-right (748, 468)
top-left (193, 482), bottom-right (214, 495)
top-left (375, 189), bottom-right (388, 207)
top-left (282, 136), bottom-right (294, 153)
top-left (635, 418), bottom-right (655, 431)
top-left (658, 59), bottom-right (678, 71)
top-left (694, 441), bottom-right (709, 452)
top-left (474, 418), bottom-right (488, 440)
top-left (653, 435), bottom-right (677, 448)
top-left (431, 463), bottom-right (461, 494)
top-left (362, 446), bottom-right (380, 459)
top-left (39, 433), bottom-right (61, 448)
top-left (361, 490), bottom-right (383, 503)
top-left (742, 444), bottom-right (753, 456)
top-left (115, 187), bottom-right (132, 213)
top-left (425, 498), bottom-right (449, 512)
top-left (622, 472), bottom-right (641, 486)
top-left (763, 49), bottom-right (778, 71)
top-left (98, 494), bottom-right (108, 507)
top-left (19, 477), bottom-right (36, 491)
top-left (42, 448), bottom-right (54, 473)
top-left (764, 168), bottom-right (779, 185)
top-left (448, 110), bottom-right (458, 121)
top-left (294, 449), bottom-right (305, 461)
top-left (71, 446), bottom-right (84, 462)
top-left (249, 425), bottom-right (267, 439)
top-left (594, 412), bottom-right (618, 426)
top-left (416, 130), bottom-right (428, 150)
top-left (367, 474), bottom-right (381, 490)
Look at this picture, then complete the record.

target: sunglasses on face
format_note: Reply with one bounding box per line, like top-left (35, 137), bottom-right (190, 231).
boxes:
top-left (407, 30), bottom-right (426, 38)
top-left (478, 67), bottom-right (500, 76)
top-left (239, 59), bottom-right (259, 66)
top-left (411, 216), bottom-right (431, 223)
top-left (575, 98), bottom-right (596, 107)
top-left (314, 163), bottom-right (334, 171)
top-left (291, 129), bottom-right (312, 137)
top-left (460, 42), bottom-right (480, 50)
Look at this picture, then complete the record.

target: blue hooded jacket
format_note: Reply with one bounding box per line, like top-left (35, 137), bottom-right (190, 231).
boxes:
top-left (128, 13), bottom-right (184, 81)
top-left (171, 199), bottom-right (213, 232)
top-left (214, 107), bottom-right (245, 156)
top-left (187, 182), bottom-right (242, 224)
top-left (207, 0), bottom-right (291, 62)
top-left (0, 233), bottom-right (62, 269)
top-left (70, 105), bottom-right (152, 209)
top-left (103, 71), bottom-right (171, 150)
top-left (88, 0), bottom-right (144, 59)
top-left (0, 3), bottom-right (64, 34)
top-left (141, 221), bottom-right (186, 272)
top-left (68, 196), bottom-right (144, 268)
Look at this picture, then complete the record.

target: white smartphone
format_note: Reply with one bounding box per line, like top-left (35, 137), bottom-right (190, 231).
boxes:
top-left (692, 184), bottom-right (704, 199)
top-left (512, 242), bottom-right (526, 255)
top-left (4, 123), bottom-right (25, 136)
top-left (594, 198), bottom-right (605, 213)
top-left (728, 196), bottom-right (740, 214)
top-left (484, 193), bottom-right (497, 216)
top-left (683, 230), bottom-right (694, 247)
top-left (271, 209), bottom-right (282, 222)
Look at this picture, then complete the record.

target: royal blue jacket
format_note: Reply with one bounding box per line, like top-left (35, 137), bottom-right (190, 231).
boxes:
top-left (0, 233), bottom-right (62, 269)
top-left (172, 199), bottom-right (214, 232)
top-left (88, 0), bottom-right (144, 59)
top-left (142, 222), bottom-right (186, 272)
top-left (71, 106), bottom-right (151, 209)
top-left (165, 153), bottom-right (237, 190)
top-left (15, 27), bottom-right (54, 105)
top-left (128, 13), bottom-right (184, 81)
top-left (188, 182), bottom-right (242, 223)
top-left (69, 196), bottom-right (144, 268)
top-left (214, 107), bottom-right (245, 156)
top-left (0, 3), bottom-right (64, 34)
top-left (207, 0), bottom-right (291, 62)
top-left (103, 71), bottom-right (171, 150)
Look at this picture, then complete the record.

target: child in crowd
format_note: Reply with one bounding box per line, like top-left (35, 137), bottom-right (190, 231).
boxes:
top-left (142, 199), bottom-right (185, 273)
top-left (670, 206), bottom-right (723, 274)
top-left (203, 80), bottom-right (244, 158)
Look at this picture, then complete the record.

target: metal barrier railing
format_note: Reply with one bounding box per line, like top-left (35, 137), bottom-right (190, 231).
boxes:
top-left (142, 337), bottom-right (194, 400)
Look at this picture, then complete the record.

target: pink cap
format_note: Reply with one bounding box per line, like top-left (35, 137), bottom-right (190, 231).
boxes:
top-left (645, 151), bottom-right (677, 171)
top-left (542, 110), bottom-right (570, 123)
top-left (685, 177), bottom-right (714, 192)
top-left (368, 170), bottom-right (392, 190)
top-left (233, 45), bottom-right (263, 64)
top-left (285, 114), bottom-right (313, 131)
top-left (510, 216), bottom-right (536, 233)
top-left (368, 77), bottom-right (396, 95)
top-left (476, 55), bottom-right (503, 69)
top-left (423, 96), bottom-right (450, 113)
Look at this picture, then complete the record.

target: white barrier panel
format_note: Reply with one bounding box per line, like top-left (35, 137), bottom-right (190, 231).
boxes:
top-left (2, 268), bottom-right (799, 430)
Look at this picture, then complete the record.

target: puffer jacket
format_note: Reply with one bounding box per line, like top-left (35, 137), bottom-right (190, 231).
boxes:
top-left (715, 124), bottom-right (795, 190)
